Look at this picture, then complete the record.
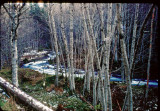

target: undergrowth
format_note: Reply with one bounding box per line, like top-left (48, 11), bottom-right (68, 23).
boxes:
top-left (0, 68), bottom-right (158, 111)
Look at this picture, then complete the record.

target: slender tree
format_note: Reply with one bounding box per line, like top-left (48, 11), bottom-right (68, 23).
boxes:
top-left (130, 4), bottom-right (139, 77)
top-left (69, 3), bottom-right (75, 90)
top-left (3, 3), bottom-right (26, 87)
top-left (47, 4), bottom-right (60, 86)
top-left (144, 7), bottom-right (155, 109)
top-left (82, 3), bottom-right (96, 106)
top-left (116, 3), bottom-right (133, 111)
top-left (60, 3), bottom-right (73, 91)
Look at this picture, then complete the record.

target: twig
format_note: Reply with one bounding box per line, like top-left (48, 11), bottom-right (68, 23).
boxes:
top-left (116, 99), bottom-right (122, 111)
top-left (79, 94), bottom-right (95, 110)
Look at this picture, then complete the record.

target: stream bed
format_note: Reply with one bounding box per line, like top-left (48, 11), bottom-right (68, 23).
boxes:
top-left (22, 53), bottom-right (158, 87)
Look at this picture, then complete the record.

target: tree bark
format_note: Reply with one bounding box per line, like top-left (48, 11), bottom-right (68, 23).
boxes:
top-left (47, 4), bottom-right (59, 87)
top-left (116, 3), bottom-right (133, 111)
top-left (82, 3), bottom-right (96, 106)
top-left (97, 3), bottom-right (114, 111)
top-left (3, 3), bottom-right (26, 87)
top-left (69, 3), bottom-right (75, 90)
top-left (60, 4), bottom-right (72, 91)
top-left (11, 4), bottom-right (19, 87)
top-left (0, 77), bottom-right (53, 111)
top-left (84, 3), bottom-right (107, 110)
top-left (144, 7), bottom-right (155, 109)
top-left (130, 4), bottom-right (139, 77)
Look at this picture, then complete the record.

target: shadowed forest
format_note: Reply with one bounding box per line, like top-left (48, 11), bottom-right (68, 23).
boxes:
top-left (0, 3), bottom-right (159, 111)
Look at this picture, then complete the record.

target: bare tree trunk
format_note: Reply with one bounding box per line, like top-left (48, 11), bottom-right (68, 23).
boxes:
top-left (11, 37), bottom-right (19, 87)
top-left (144, 7), bottom-right (155, 109)
top-left (85, 41), bottom-right (90, 92)
top-left (103, 3), bottom-right (113, 111)
top-left (11, 5), bottom-right (18, 87)
top-left (82, 3), bottom-right (96, 106)
top-left (121, 59), bottom-right (125, 83)
top-left (116, 3), bottom-right (133, 111)
top-left (130, 4), bottom-right (139, 79)
top-left (69, 3), bottom-right (75, 90)
top-left (82, 24), bottom-right (90, 93)
top-left (3, 3), bottom-right (27, 87)
top-left (60, 3), bottom-right (72, 91)
top-left (83, 49), bottom-right (89, 94)
top-left (84, 3), bottom-right (107, 110)
top-left (97, 3), bottom-right (115, 111)
top-left (48, 4), bottom-right (60, 87)
top-left (58, 38), bottom-right (66, 77)
top-left (97, 78), bottom-right (102, 103)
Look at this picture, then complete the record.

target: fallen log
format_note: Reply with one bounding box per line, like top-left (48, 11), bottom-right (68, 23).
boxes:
top-left (0, 77), bottom-right (53, 111)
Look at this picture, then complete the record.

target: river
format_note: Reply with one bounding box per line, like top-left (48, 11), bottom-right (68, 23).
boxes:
top-left (22, 53), bottom-right (158, 87)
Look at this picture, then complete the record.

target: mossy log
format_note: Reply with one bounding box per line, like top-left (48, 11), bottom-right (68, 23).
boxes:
top-left (0, 77), bottom-right (54, 111)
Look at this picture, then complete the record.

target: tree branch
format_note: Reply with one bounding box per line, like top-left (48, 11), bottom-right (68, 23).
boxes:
top-left (2, 4), bottom-right (13, 19)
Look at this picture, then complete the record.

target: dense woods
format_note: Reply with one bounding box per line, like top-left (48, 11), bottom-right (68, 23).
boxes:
top-left (0, 3), bottom-right (159, 111)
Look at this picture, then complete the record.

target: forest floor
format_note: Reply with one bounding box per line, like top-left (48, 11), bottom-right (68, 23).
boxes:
top-left (0, 68), bottom-right (158, 111)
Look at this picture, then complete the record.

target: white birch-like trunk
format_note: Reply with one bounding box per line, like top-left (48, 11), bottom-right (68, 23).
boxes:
top-left (86, 54), bottom-right (90, 92)
top-left (58, 38), bottom-right (66, 76)
top-left (69, 3), bottom-right (75, 90)
top-left (47, 4), bottom-right (60, 87)
top-left (120, 39), bottom-right (133, 111)
top-left (11, 5), bottom-right (18, 87)
top-left (82, 3), bottom-right (96, 106)
top-left (11, 39), bottom-right (18, 87)
top-left (117, 3), bottom-right (133, 111)
top-left (84, 3), bottom-right (106, 110)
top-left (96, 79), bottom-right (100, 102)
top-left (51, 5), bottom-right (59, 87)
top-left (82, 27), bottom-right (90, 93)
top-left (104, 4), bottom-right (113, 111)
top-left (83, 51), bottom-right (89, 94)
top-left (60, 4), bottom-right (72, 91)
top-left (97, 3), bottom-right (114, 111)
top-left (97, 3), bottom-right (107, 110)
top-left (130, 4), bottom-right (139, 71)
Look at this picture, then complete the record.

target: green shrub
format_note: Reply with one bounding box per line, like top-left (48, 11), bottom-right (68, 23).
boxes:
top-left (94, 103), bottom-right (101, 110)
top-left (63, 97), bottom-right (90, 111)
top-left (45, 75), bottom-right (56, 86)
top-left (0, 99), bottom-right (5, 107)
